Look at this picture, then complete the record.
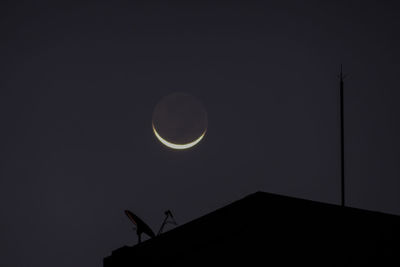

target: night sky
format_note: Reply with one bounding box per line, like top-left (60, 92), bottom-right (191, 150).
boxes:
top-left (1, 1), bottom-right (400, 266)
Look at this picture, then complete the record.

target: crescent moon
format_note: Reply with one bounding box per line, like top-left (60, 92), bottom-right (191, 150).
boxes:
top-left (152, 124), bottom-right (206, 150)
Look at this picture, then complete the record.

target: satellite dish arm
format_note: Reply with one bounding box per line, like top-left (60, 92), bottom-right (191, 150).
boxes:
top-left (157, 215), bottom-right (169, 236)
top-left (157, 210), bottom-right (177, 235)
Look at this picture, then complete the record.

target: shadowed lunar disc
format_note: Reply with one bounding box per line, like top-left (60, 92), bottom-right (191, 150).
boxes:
top-left (152, 92), bottom-right (208, 149)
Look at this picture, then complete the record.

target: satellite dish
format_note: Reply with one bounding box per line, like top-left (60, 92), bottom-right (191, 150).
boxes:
top-left (124, 210), bottom-right (156, 244)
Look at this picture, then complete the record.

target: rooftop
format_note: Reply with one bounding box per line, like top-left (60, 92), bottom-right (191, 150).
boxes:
top-left (104, 192), bottom-right (400, 266)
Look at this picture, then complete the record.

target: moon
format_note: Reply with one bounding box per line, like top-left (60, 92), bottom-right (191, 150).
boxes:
top-left (152, 124), bottom-right (206, 150)
top-left (152, 92), bottom-right (208, 150)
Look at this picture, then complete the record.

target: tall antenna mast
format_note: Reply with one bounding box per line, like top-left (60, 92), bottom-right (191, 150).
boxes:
top-left (339, 65), bottom-right (346, 207)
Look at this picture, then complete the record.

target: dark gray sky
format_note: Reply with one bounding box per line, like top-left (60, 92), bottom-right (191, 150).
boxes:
top-left (1, 1), bottom-right (400, 266)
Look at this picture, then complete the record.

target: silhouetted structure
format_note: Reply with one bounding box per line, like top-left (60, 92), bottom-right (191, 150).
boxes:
top-left (104, 192), bottom-right (400, 266)
top-left (339, 65), bottom-right (347, 207)
top-left (124, 210), bottom-right (156, 244)
top-left (157, 210), bottom-right (177, 235)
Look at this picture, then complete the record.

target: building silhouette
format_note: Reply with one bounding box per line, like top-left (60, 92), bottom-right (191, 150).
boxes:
top-left (104, 192), bottom-right (400, 266)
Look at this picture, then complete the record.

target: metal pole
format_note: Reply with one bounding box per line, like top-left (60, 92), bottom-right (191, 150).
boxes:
top-left (339, 65), bottom-right (345, 207)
